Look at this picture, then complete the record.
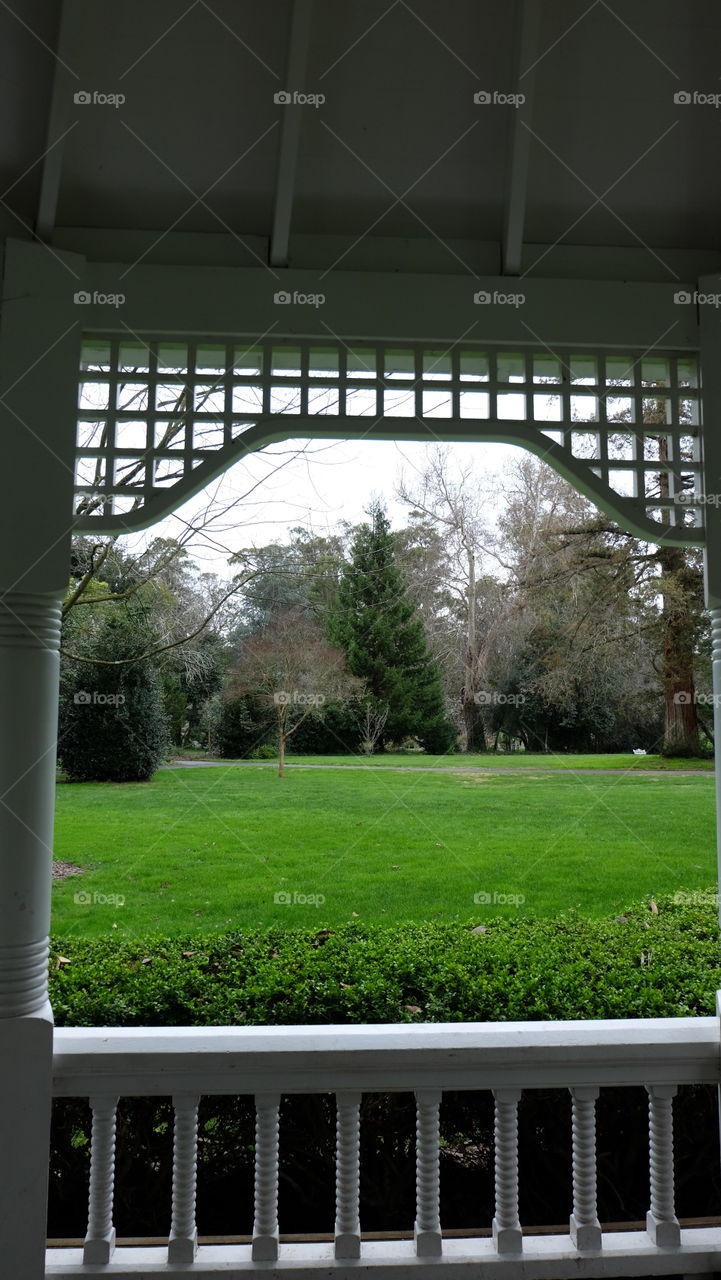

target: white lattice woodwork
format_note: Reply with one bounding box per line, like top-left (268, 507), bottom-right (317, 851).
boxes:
top-left (75, 337), bottom-right (703, 545)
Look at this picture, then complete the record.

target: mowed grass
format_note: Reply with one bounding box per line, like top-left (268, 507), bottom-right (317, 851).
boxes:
top-left (52, 763), bottom-right (716, 939)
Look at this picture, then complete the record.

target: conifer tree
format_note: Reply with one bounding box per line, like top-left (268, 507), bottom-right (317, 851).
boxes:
top-left (330, 504), bottom-right (455, 751)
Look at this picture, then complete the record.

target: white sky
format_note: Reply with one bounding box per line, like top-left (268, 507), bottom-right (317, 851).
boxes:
top-left (129, 438), bottom-right (524, 578)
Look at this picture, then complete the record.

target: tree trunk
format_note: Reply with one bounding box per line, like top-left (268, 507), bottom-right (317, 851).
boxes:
top-left (463, 694), bottom-right (487, 752)
top-left (278, 714), bottom-right (286, 778)
top-left (462, 546), bottom-right (487, 751)
top-left (658, 544), bottom-right (701, 756)
top-left (649, 430), bottom-right (703, 757)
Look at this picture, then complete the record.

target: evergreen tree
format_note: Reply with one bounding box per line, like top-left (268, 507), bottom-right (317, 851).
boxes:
top-left (59, 604), bottom-right (170, 782)
top-left (330, 504), bottom-right (455, 751)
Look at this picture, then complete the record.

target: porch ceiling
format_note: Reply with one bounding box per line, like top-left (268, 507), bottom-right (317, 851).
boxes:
top-left (3, 0), bottom-right (721, 278)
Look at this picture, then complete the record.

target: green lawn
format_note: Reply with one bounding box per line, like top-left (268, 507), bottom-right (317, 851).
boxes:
top-left (52, 763), bottom-right (716, 939)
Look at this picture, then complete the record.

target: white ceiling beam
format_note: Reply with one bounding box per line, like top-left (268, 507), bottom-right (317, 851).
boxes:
top-left (36, 0), bottom-right (80, 241)
top-left (269, 0), bottom-right (315, 268)
top-left (502, 0), bottom-right (542, 277)
top-left (80, 261), bottom-right (699, 351)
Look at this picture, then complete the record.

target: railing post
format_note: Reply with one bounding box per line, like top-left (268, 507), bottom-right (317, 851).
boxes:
top-left (646, 1084), bottom-right (680, 1246)
top-left (168, 1094), bottom-right (200, 1263)
top-left (414, 1088), bottom-right (442, 1256)
top-left (252, 1093), bottom-right (280, 1260)
top-left (84, 1095), bottom-right (119, 1263)
top-left (492, 1087), bottom-right (523, 1253)
top-left (335, 1090), bottom-right (361, 1258)
top-left (569, 1085), bottom-right (602, 1250)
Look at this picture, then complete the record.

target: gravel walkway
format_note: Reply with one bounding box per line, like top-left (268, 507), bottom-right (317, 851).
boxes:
top-left (162, 760), bottom-right (711, 778)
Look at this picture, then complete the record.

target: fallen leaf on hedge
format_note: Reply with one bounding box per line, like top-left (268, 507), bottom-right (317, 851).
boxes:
top-left (182, 951), bottom-right (197, 958)
top-left (471, 925), bottom-right (489, 935)
top-left (55, 956), bottom-right (71, 968)
top-left (405, 1005), bottom-right (422, 1013)
top-left (649, 900), bottom-right (658, 914)
top-left (270, 949), bottom-right (280, 958)
top-left (311, 930), bottom-right (336, 948)
top-left (391, 864), bottom-right (400, 870)
top-left (141, 958), bottom-right (152, 966)
top-left (352, 911), bottom-right (360, 917)
top-left (341, 982), bottom-right (352, 988)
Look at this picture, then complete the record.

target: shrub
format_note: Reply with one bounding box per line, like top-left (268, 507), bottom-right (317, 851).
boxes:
top-left (209, 694), bottom-right (273, 757)
top-left (59, 613), bottom-right (169, 783)
top-left (49, 892), bottom-right (721, 1028)
top-left (287, 698), bottom-right (360, 754)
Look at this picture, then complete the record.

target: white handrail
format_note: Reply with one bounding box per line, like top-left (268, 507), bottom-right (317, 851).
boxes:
top-left (46, 1015), bottom-right (721, 1276)
top-left (51, 1016), bottom-right (720, 1097)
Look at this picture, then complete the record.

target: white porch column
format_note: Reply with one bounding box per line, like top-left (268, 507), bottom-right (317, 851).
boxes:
top-left (699, 277), bottom-right (721, 932)
top-left (697, 285), bottom-right (721, 1223)
top-left (0, 239), bottom-right (83, 1279)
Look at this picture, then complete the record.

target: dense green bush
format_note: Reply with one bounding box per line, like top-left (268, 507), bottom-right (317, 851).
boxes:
top-left (49, 894), bottom-right (721, 1238)
top-left (286, 699), bottom-right (360, 754)
top-left (59, 611), bottom-right (170, 783)
top-left (209, 693), bottom-right (273, 757)
top-left (49, 892), bottom-right (721, 1027)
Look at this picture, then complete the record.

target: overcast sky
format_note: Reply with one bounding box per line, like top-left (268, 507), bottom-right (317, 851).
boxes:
top-left (128, 437), bottom-right (523, 578)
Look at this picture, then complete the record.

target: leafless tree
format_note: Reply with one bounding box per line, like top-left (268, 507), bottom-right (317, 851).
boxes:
top-left (357, 701), bottom-right (389, 755)
top-left (397, 448), bottom-right (502, 751)
top-left (232, 612), bottom-right (363, 776)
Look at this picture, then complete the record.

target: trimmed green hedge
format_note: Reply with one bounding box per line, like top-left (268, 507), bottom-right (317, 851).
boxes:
top-left (48, 894), bottom-right (721, 1239)
top-left (50, 891), bottom-right (721, 1027)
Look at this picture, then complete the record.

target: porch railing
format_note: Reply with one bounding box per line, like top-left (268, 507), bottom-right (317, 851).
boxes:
top-left (46, 1012), bottom-right (721, 1277)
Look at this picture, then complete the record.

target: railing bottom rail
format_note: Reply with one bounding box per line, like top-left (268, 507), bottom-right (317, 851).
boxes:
top-left (46, 1226), bottom-right (721, 1277)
